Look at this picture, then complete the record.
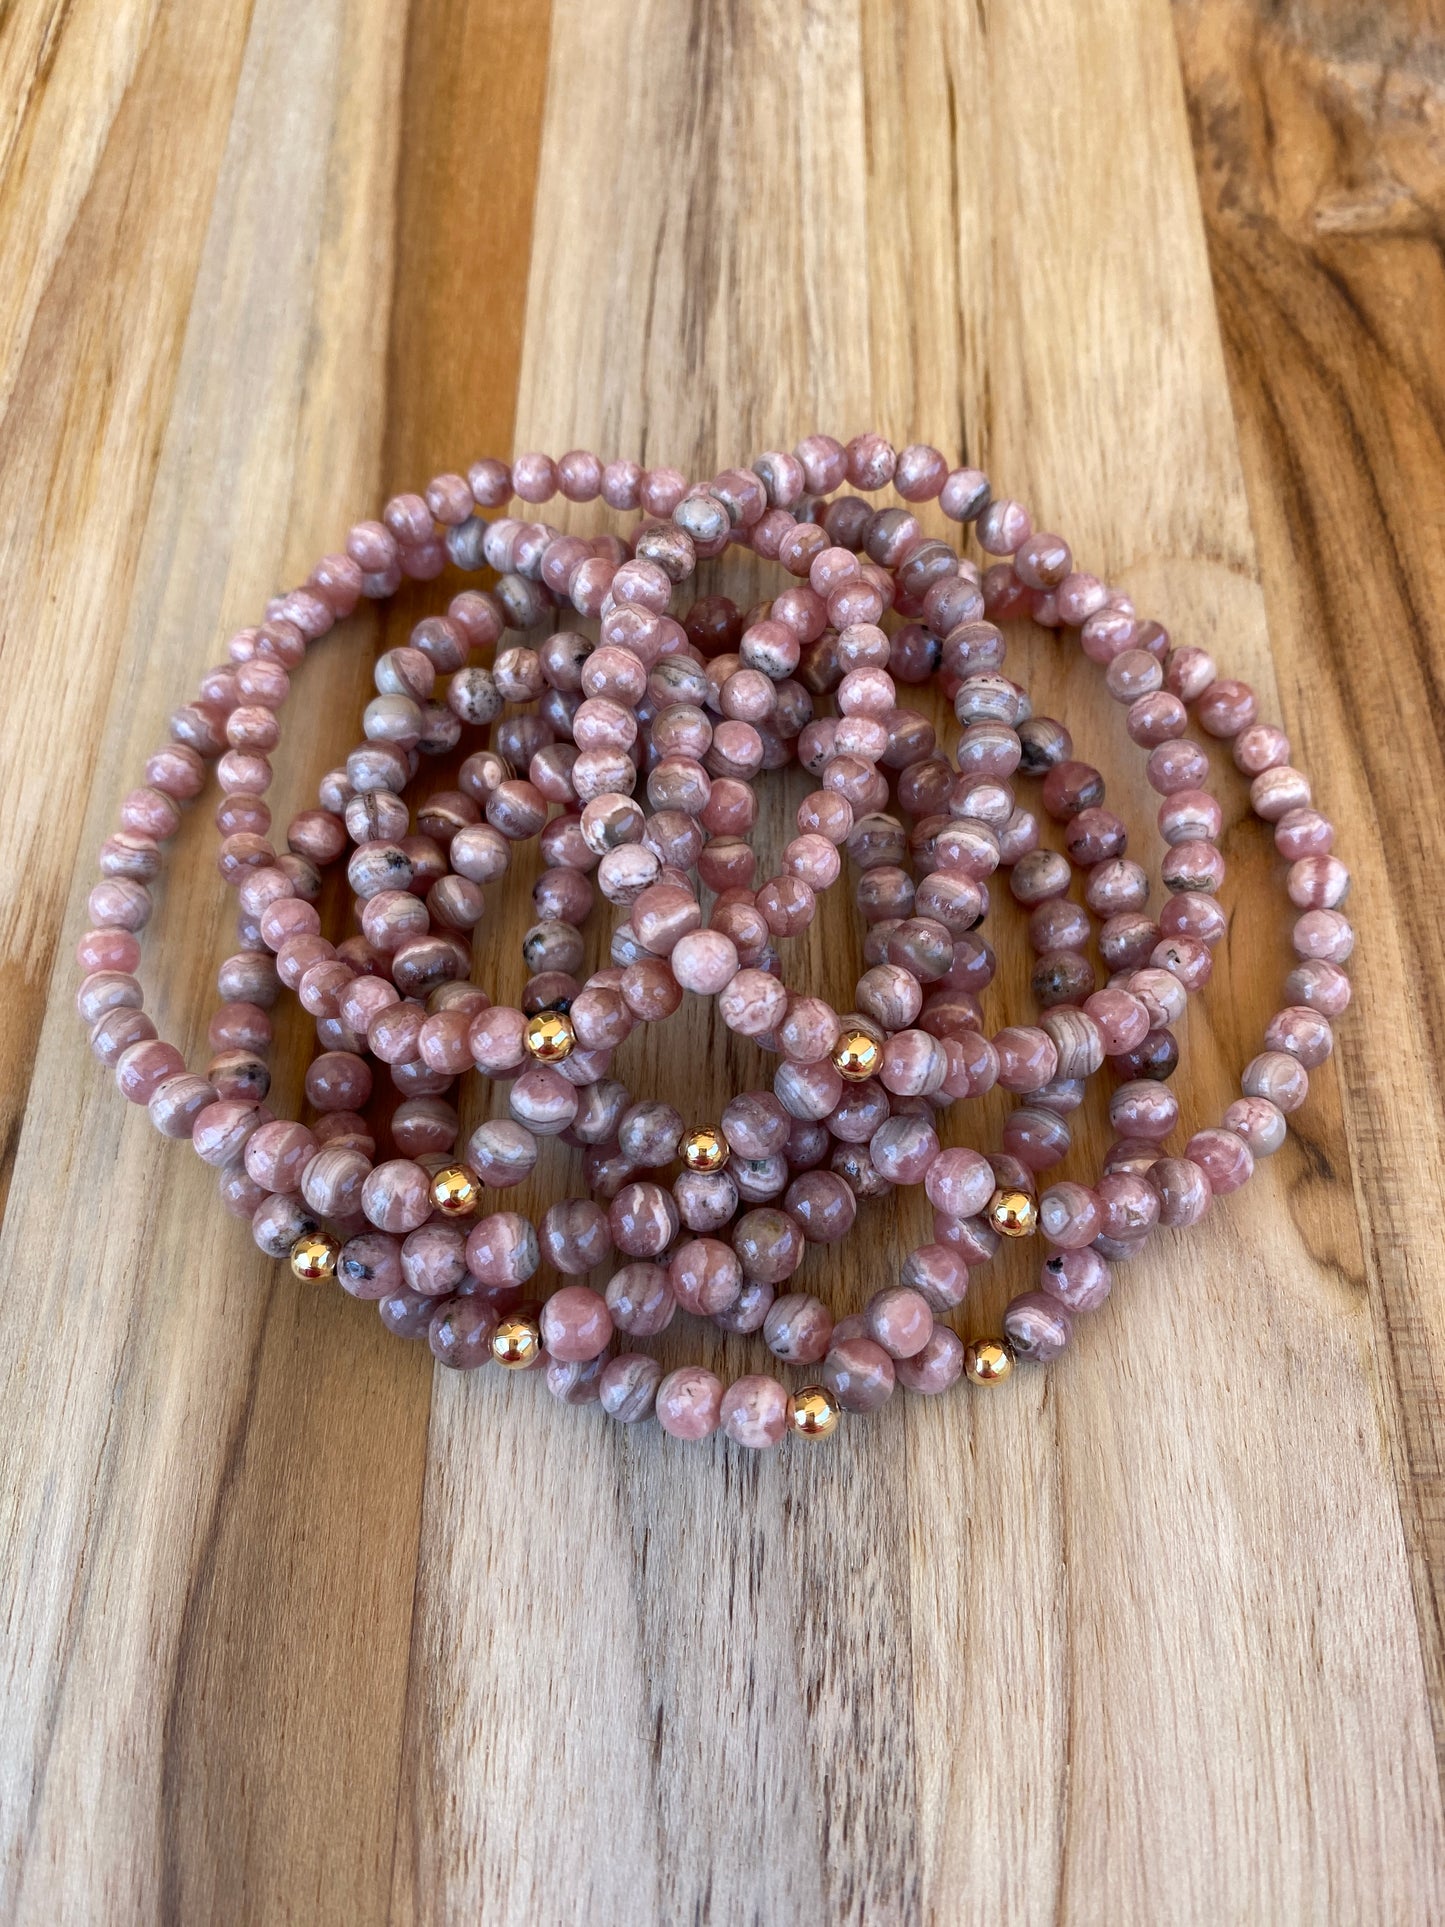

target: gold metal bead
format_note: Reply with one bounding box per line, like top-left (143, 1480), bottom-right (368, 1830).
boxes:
top-left (430, 1163), bottom-right (481, 1216)
top-left (289, 1231), bottom-right (339, 1282)
top-left (987, 1186), bottom-right (1038, 1238)
top-left (788, 1385), bottom-right (842, 1438)
top-left (681, 1125), bottom-right (729, 1173)
top-left (963, 1336), bottom-right (1016, 1384)
top-left (524, 1009), bottom-right (575, 1062)
top-left (491, 1316), bottom-right (542, 1369)
top-left (831, 1027), bottom-right (882, 1082)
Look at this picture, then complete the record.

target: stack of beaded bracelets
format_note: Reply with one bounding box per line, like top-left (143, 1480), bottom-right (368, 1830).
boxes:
top-left (78, 434), bottom-right (1349, 1449)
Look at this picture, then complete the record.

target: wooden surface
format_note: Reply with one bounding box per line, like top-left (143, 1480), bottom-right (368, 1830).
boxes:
top-left (2, 0), bottom-right (1443, 1919)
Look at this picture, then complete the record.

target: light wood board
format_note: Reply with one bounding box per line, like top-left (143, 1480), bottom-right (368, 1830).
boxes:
top-left (2, 1), bottom-right (1443, 1920)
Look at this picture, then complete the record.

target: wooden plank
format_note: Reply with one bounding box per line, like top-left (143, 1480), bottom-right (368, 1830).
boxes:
top-left (1, 0), bottom-right (1443, 1919)
top-left (1173, 0), bottom-right (1445, 1752)
top-left (391, 0), bottom-right (1445, 1920)
top-left (0, 3), bottom-right (431, 1920)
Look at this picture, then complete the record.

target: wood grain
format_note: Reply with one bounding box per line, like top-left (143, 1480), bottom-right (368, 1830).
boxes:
top-left (1, 0), bottom-right (1442, 1921)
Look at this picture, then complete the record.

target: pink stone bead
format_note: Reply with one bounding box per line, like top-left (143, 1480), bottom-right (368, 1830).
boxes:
top-left (605, 1263), bottom-right (676, 1337)
top-left (777, 995), bottom-right (839, 1065)
top-left (1158, 789), bottom-right (1223, 846)
top-left (656, 1367), bottom-right (724, 1441)
top-left (1003, 1292), bottom-right (1072, 1361)
top-left (1039, 1182), bottom-right (1102, 1249)
top-left (821, 1335), bottom-right (896, 1412)
top-left (1233, 723), bottom-right (1290, 774)
top-left (1148, 1157), bottom-right (1211, 1227)
top-left (895, 443), bottom-right (947, 500)
top-left (510, 1065), bottom-right (579, 1136)
top-left (670, 928), bottom-right (739, 994)
top-left (632, 882), bottom-right (701, 955)
top-left (993, 1026), bottom-right (1059, 1094)
top-left (895, 1324), bottom-right (964, 1394)
top-left (1242, 1050), bottom-right (1310, 1113)
top-left (1040, 1246), bottom-right (1113, 1313)
top-left (77, 969), bottom-right (142, 1026)
top-left (732, 1208), bottom-right (804, 1284)
top-left (1274, 809), bottom-right (1334, 861)
top-left (400, 1224), bottom-right (468, 1297)
top-left (1284, 960), bottom-right (1351, 1017)
top-left (1250, 766), bottom-right (1312, 821)
top-left (920, 1146), bottom-right (992, 1220)
top-left (76, 927), bottom-right (141, 975)
top-left (540, 1285), bottom-right (613, 1362)
top-left (1292, 909), bottom-right (1353, 963)
top-left (147, 1073), bottom-right (217, 1140)
top-left (1096, 1172), bottom-right (1160, 1240)
top-left (244, 1119), bottom-right (318, 1193)
top-left (301, 1145), bottom-right (372, 1219)
top-left (880, 1030), bottom-right (947, 1097)
top-left (866, 1286), bottom-right (934, 1360)
top-left (465, 1212), bottom-right (540, 1287)
top-left (539, 1199), bottom-right (612, 1275)
top-left (361, 1158), bottom-right (433, 1234)
top-left (1264, 1005), bottom-right (1334, 1068)
top-left (1083, 988), bottom-right (1151, 1054)
top-left (1196, 678), bottom-right (1257, 738)
top-left (430, 1300), bottom-right (500, 1372)
top-left (1186, 1127), bottom-right (1255, 1195)
top-left (609, 1181), bottom-right (678, 1259)
top-left (1222, 1096), bottom-right (1289, 1156)
top-left (868, 1114), bottom-right (941, 1184)
top-left (1287, 856), bottom-right (1349, 911)
top-left (600, 1353), bottom-right (662, 1422)
top-left (720, 1374), bottom-right (789, 1449)
top-left (334, 1234), bottom-right (401, 1302)
top-left (761, 1293), bottom-right (832, 1365)
top-left (89, 1006), bottom-right (156, 1065)
top-left (1128, 692), bottom-right (1188, 746)
top-left (669, 1238), bottom-right (742, 1317)
top-left (1002, 1106), bottom-right (1071, 1172)
top-left (1110, 1080), bottom-right (1180, 1141)
top-left (897, 1242), bottom-right (966, 1312)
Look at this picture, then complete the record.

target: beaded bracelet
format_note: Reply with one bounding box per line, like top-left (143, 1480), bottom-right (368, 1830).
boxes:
top-left (184, 511), bottom-right (1220, 1361)
top-left (79, 434), bottom-right (1349, 1448)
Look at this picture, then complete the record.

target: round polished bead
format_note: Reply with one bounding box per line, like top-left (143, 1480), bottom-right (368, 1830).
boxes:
top-left (832, 1027), bottom-right (883, 1081)
top-left (656, 1366), bottom-right (724, 1440)
top-left (787, 1386), bottom-right (842, 1438)
top-left (681, 1125), bottom-right (729, 1173)
top-left (1149, 1157), bottom-right (1212, 1228)
top-left (524, 1008), bottom-right (575, 1061)
top-left (987, 1187), bottom-right (1037, 1238)
top-left (491, 1317), bottom-right (543, 1368)
top-left (963, 1337), bottom-right (1015, 1384)
top-left (820, 1337), bottom-right (895, 1413)
top-left (290, 1231), bottom-right (339, 1282)
top-left (429, 1164), bottom-right (480, 1216)
top-left (866, 1286), bottom-right (934, 1360)
top-left (720, 1375), bottom-right (790, 1449)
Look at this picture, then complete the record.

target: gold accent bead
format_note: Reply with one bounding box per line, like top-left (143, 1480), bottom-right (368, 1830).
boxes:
top-left (831, 1027), bottom-right (882, 1082)
top-left (430, 1163), bottom-right (481, 1216)
top-left (524, 1009), bottom-right (575, 1062)
top-left (987, 1186), bottom-right (1037, 1238)
top-left (491, 1316), bottom-right (542, 1369)
top-left (963, 1336), bottom-right (1016, 1384)
top-left (788, 1385), bottom-right (842, 1438)
top-left (289, 1231), bottom-right (339, 1282)
top-left (681, 1125), bottom-right (729, 1173)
